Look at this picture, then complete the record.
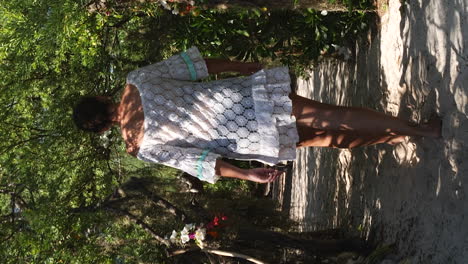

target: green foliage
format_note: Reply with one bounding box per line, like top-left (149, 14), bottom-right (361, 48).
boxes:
top-left (116, 6), bottom-right (372, 74)
top-left (0, 0), bottom-right (374, 262)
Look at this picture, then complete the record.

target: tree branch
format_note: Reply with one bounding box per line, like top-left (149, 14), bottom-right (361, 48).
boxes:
top-left (2, 121), bottom-right (50, 133)
top-left (104, 206), bottom-right (170, 247)
top-left (0, 193), bottom-right (18, 244)
top-left (203, 248), bottom-right (267, 264)
top-left (124, 177), bottom-right (190, 223)
top-left (146, 191), bottom-right (190, 223)
top-left (169, 247), bottom-right (267, 264)
top-left (1, 230), bottom-right (16, 244)
top-left (68, 196), bottom-right (134, 214)
top-left (68, 191), bottom-right (185, 248)
top-left (0, 135), bottom-right (51, 156)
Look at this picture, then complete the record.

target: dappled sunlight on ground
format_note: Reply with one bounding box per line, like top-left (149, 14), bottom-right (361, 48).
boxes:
top-left (273, 0), bottom-right (468, 262)
top-left (392, 138), bottom-right (420, 166)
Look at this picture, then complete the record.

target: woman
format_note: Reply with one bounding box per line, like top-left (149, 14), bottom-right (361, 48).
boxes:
top-left (73, 47), bottom-right (441, 184)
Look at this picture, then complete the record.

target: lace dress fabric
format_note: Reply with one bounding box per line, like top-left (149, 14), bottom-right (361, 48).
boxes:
top-left (127, 47), bottom-right (299, 183)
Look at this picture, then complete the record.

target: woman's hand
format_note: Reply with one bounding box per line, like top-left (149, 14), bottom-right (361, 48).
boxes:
top-left (246, 168), bottom-right (284, 183)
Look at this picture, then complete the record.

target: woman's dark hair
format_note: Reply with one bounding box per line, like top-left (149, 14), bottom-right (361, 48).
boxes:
top-left (73, 96), bottom-right (114, 133)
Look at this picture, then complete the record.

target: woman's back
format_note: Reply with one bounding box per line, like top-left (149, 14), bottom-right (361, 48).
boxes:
top-left (118, 84), bottom-right (145, 156)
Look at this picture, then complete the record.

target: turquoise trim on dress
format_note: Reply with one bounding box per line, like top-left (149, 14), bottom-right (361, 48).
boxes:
top-left (196, 149), bottom-right (210, 179)
top-left (181, 52), bottom-right (197, 81)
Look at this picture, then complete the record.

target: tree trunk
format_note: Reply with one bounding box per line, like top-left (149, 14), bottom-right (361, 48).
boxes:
top-left (237, 227), bottom-right (371, 257)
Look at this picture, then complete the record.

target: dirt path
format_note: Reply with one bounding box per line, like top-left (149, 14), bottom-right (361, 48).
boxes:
top-left (274, 0), bottom-right (468, 263)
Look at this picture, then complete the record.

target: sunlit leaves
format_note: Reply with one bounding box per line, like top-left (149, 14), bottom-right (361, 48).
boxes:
top-left (0, 1), bottom-right (118, 262)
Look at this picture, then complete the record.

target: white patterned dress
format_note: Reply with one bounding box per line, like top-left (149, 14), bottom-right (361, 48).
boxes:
top-left (127, 47), bottom-right (299, 183)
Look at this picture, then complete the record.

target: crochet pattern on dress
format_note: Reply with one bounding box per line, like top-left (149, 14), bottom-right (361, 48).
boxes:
top-left (128, 47), bottom-right (298, 183)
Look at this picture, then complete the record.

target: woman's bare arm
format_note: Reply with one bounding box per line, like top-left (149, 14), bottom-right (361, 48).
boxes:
top-left (215, 159), bottom-right (283, 183)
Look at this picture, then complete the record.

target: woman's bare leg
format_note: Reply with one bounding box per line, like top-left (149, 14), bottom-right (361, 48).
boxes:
top-left (296, 125), bottom-right (407, 148)
top-left (290, 93), bottom-right (441, 140)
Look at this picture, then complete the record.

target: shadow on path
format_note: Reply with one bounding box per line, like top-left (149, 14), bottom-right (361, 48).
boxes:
top-left (274, 1), bottom-right (468, 262)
